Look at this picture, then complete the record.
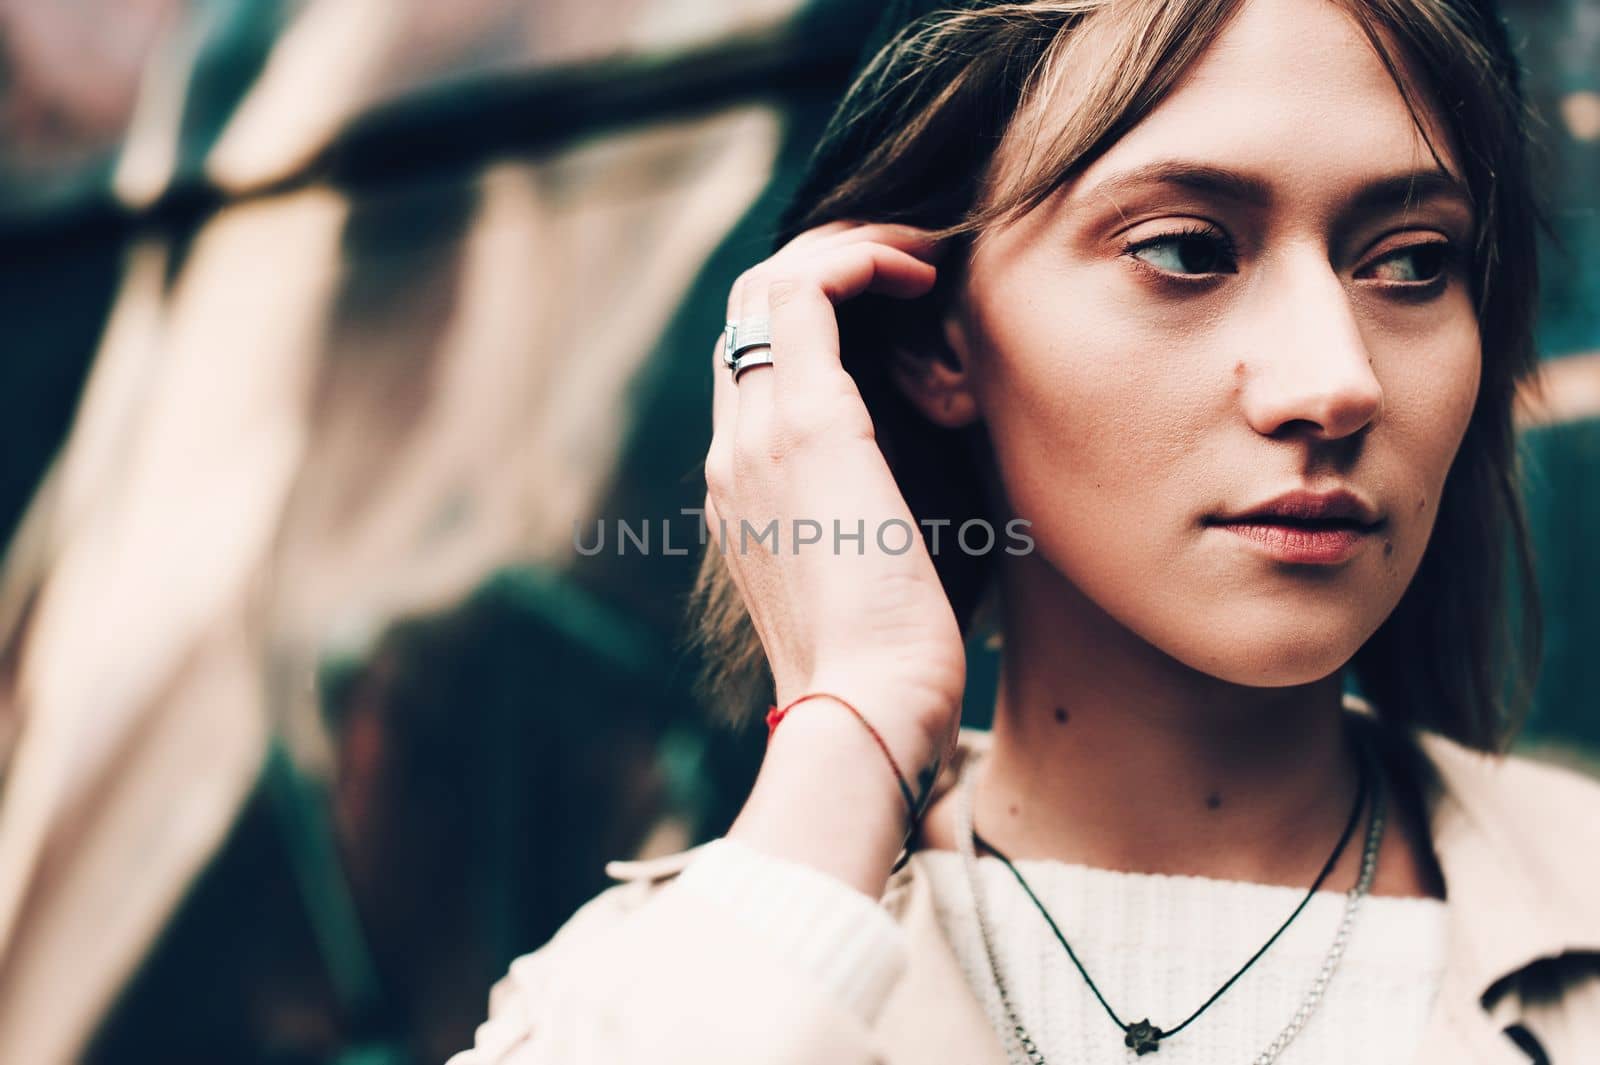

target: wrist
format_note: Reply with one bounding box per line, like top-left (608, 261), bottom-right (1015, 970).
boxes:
top-left (780, 671), bottom-right (960, 782)
top-left (728, 698), bottom-right (933, 897)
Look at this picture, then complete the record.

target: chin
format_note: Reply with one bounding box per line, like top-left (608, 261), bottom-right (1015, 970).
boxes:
top-left (1158, 614), bottom-right (1371, 688)
top-left (1194, 653), bottom-right (1354, 689)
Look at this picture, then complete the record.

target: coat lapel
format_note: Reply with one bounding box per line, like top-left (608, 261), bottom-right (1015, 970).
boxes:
top-left (1406, 974), bottom-right (1532, 1065)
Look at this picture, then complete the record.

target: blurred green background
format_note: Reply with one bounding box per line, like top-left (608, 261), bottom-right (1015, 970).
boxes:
top-left (0, 1), bottom-right (1595, 1062)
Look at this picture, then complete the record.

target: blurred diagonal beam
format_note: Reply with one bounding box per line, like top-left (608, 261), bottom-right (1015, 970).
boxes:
top-left (0, 6), bottom-right (876, 249)
top-left (308, 15), bottom-right (868, 190)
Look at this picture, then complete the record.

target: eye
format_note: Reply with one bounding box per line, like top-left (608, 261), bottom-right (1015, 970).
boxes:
top-left (1123, 224), bottom-right (1239, 277)
top-left (1357, 240), bottom-right (1456, 286)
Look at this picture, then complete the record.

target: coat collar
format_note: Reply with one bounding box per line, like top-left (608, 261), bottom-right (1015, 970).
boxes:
top-left (1404, 718), bottom-right (1600, 1003)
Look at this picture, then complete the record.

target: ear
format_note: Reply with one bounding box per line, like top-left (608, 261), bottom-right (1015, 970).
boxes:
top-left (887, 306), bottom-right (981, 429)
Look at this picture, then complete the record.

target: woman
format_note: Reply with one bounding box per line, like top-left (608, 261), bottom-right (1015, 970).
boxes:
top-left (451, 0), bottom-right (1600, 1061)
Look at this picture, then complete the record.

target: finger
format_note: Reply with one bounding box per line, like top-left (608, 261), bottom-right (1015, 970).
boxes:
top-left (723, 268), bottom-right (747, 335)
top-left (723, 265), bottom-right (774, 430)
top-left (807, 242), bottom-right (940, 301)
top-left (724, 265), bottom-right (776, 393)
top-left (729, 226), bottom-right (941, 339)
top-left (780, 222), bottom-right (946, 264)
top-left (732, 260), bottom-right (777, 432)
top-left (724, 232), bottom-right (941, 444)
top-left (768, 242), bottom-right (938, 399)
top-left (776, 218), bottom-right (855, 255)
top-left (808, 222), bottom-right (947, 265)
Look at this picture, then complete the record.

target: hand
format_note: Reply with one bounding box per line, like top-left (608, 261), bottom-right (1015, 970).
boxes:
top-left (703, 221), bottom-right (968, 781)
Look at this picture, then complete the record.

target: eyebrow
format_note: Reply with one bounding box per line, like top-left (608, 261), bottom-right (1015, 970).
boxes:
top-left (1081, 161), bottom-right (1274, 210)
top-left (1077, 160), bottom-right (1473, 220)
top-left (1343, 169), bottom-right (1473, 219)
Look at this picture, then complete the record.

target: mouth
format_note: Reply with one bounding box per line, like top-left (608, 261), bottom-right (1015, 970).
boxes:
top-left (1202, 485), bottom-right (1387, 564)
top-left (1203, 514), bottom-right (1382, 562)
top-left (1203, 514), bottom-right (1382, 532)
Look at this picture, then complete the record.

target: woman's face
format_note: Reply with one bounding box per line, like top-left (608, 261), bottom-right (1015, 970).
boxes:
top-left (947, 0), bottom-right (1480, 684)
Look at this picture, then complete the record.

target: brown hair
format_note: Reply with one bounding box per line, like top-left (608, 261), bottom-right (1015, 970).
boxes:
top-left (686, 0), bottom-right (1545, 751)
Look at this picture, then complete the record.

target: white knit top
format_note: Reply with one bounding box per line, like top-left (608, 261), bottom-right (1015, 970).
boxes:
top-left (918, 850), bottom-right (1448, 1063)
top-left (673, 838), bottom-right (1449, 1065)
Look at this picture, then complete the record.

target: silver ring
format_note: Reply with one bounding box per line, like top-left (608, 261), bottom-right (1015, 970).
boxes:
top-left (730, 348), bottom-right (774, 380)
top-left (723, 318), bottom-right (773, 372)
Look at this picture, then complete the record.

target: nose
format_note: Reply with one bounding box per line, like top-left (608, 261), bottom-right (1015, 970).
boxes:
top-left (1238, 249), bottom-right (1384, 442)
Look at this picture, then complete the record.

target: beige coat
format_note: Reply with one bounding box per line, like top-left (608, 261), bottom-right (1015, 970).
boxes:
top-left (450, 716), bottom-right (1600, 1064)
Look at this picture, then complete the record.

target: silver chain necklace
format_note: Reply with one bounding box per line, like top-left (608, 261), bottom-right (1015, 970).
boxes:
top-left (953, 741), bottom-right (1386, 1065)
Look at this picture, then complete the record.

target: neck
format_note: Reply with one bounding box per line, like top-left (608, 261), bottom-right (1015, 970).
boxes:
top-left (969, 553), bottom-right (1364, 889)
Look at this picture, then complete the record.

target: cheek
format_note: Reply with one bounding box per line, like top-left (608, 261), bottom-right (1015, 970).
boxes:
top-left (968, 292), bottom-right (1207, 561)
top-left (958, 220), bottom-right (1214, 513)
top-left (1375, 307), bottom-right (1482, 529)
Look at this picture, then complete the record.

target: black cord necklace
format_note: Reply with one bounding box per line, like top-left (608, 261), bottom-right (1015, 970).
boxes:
top-left (972, 742), bottom-right (1371, 1056)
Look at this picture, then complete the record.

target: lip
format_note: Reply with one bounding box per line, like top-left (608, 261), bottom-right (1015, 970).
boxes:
top-left (1204, 488), bottom-right (1385, 565)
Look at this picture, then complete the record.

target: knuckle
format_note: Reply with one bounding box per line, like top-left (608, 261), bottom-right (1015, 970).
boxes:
top-left (737, 264), bottom-right (771, 293)
top-left (704, 450), bottom-right (734, 498)
top-left (824, 411), bottom-right (876, 447)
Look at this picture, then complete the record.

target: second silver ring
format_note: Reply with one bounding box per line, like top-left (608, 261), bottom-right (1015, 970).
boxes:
top-left (730, 348), bottom-right (774, 380)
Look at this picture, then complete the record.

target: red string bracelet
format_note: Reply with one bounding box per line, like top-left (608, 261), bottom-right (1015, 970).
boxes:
top-left (766, 692), bottom-right (934, 870)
